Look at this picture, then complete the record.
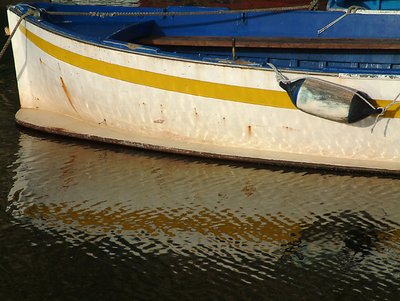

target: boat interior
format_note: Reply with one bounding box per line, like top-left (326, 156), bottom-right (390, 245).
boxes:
top-left (14, 1), bottom-right (400, 74)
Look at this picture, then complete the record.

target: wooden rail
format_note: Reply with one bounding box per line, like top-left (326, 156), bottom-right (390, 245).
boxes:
top-left (138, 36), bottom-right (400, 50)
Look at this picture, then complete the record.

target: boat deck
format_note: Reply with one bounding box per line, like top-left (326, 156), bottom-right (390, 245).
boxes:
top-left (138, 35), bottom-right (400, 50)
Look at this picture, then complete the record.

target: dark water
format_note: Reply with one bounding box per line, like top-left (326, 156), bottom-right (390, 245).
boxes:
top-left (1, 1), bottom-right (399, 300)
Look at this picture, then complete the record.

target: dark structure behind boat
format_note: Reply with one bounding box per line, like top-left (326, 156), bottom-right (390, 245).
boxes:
top-left (279, 78), bottom-right (382, 123)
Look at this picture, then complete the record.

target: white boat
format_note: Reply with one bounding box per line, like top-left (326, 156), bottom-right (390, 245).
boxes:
top-left (6, 1), bottom-right (400, 173)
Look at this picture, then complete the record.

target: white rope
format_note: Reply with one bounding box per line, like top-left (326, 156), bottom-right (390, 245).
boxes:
top-left (371, 92), bottom-right (400, 133)
top-left (0, 10), bottom-right (34, 62)
top-left (318, 6), bottom-right (364, 35)
top-left (267, 63), bottom-right (291, 85)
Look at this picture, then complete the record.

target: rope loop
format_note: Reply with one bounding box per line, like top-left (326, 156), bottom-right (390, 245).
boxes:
top-left (267, 63), bottom-right (291, 85)
top-left (371, 92), bottom-right (400, 133)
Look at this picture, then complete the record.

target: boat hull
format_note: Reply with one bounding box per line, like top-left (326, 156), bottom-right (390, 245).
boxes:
top-left (7, 8), bottom-right (400, 173)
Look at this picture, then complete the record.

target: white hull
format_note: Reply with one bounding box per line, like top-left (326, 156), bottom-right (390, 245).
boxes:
top-left (8, 10), bottom-right (400, 173)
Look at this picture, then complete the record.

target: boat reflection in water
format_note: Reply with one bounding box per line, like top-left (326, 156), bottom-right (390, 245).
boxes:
top-left (7, 132), bottom-right (400, 284)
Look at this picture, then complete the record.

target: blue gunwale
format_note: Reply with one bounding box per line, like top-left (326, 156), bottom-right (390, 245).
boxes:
top-left (328, 0), bottom-right (400, 10)
top-left (11, 2), bottom-right (400, 75)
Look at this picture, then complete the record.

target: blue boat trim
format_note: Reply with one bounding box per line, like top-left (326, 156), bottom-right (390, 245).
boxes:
top-left (328, 0), bottom-right (400, 10)
top-left (11, 3), bottom-right (400, 75)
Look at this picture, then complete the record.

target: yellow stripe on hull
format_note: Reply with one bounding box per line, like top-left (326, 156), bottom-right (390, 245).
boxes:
top-left (20, 25), bottom-right (400, 118)
top-left (21, 26), bottom-right (295, 109)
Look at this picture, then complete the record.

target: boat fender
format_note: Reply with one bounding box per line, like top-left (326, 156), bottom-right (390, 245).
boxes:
top-left (279, 78), bottom-right (382, 123)
top-left (268, 64), bottom-right (382, 123)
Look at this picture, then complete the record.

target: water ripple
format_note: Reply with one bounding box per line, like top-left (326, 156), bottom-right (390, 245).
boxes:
top-left (2, 132), bottom-right (398, 300)
top-left (2, 1), bottom-right (398, 299)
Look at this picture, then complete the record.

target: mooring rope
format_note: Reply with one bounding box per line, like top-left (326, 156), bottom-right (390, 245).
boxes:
top-left (309, 0), bottom-right (320, 11)
top-left (0, 10), bottom-right (34, 62)
top-left (317, 6), bottom-right (365, 35)
top-left (40, 5), bottom-right (311, 18)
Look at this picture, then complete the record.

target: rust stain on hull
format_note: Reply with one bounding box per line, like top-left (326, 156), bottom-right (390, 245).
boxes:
top-left (60, 77), bottom-right (79, 115)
